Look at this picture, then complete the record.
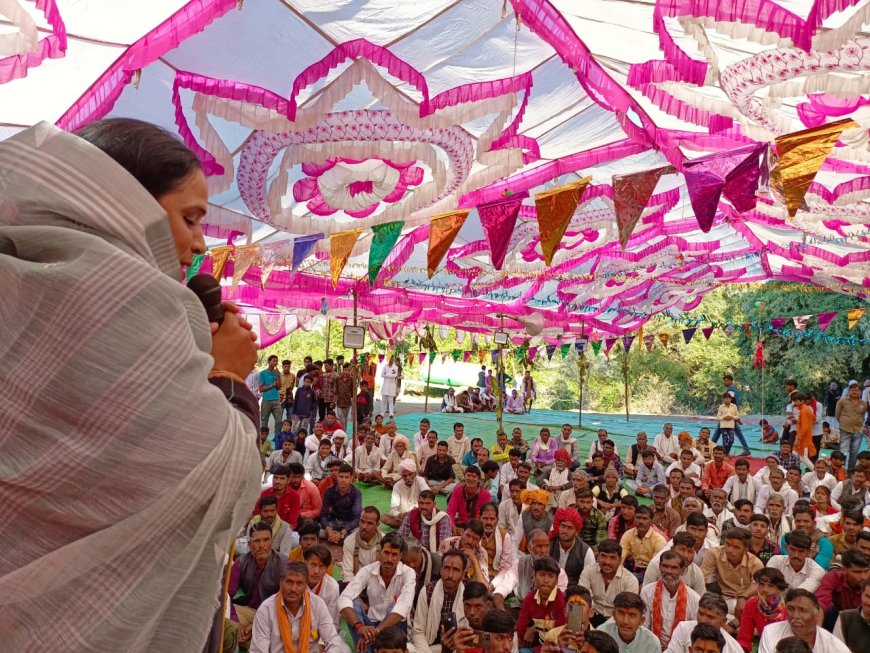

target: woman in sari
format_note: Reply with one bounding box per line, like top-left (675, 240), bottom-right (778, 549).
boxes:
top-left (0, 119), bottom-right (262, 652)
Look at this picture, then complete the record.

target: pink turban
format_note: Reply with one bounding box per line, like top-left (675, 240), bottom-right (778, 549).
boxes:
top-left (398, 458), bottom-right (417, 473)
top-left (393, 435), bottom-right (410, 449)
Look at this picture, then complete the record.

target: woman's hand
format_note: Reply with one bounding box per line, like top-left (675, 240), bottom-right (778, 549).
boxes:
top-left (210, 302), bottom-right (258, 379)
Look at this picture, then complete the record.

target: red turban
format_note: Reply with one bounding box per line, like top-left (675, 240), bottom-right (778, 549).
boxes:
top-left (550, 507), bottom-right (584, 540)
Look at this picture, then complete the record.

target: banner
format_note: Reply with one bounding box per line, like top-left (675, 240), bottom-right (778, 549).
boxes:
top-left (369, 220), bottom-right (404, 286)
top-left (534, 177), bottom-right (591, 265)
top-left (774, 118), bottom-right (856, 217)
top-left (329, 229), bottom-right (363, 287)
top-left (613, 165), bottom-right (672, 249)
top-left (477, 192), bottom-right (527, 270)
top-left (186, 253), bottom-right (205, 282)
top-left (427, 210), bottom-right (469, 278)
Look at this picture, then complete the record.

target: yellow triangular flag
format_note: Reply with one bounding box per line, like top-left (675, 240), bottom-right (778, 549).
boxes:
top-left (775, 118), bottom-right (857, 217)
top-left (534, 177), bottom-right (591, 265)
top-left (847, 308), bottom-right (866, 330)
top-left (231, 244), bottom-right (259, 291)
top-left (330, 228), bottom-right (363, 288)
top-left (210, 245), bottom-right (233, 280)
top-left (428, 210), bottom-right (470, 278)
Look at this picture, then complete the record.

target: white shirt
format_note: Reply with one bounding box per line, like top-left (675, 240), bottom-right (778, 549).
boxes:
top-left (499, 462), bottom-right (519, 490)
top-left (578, 563), bottom-right (640, 617)
top-left (654, 433), bottom-right (681, 461)
top-left (250, 591), bottom-right (348, 653)
top-left (586, 439), bottom-right (608, 464)
top-left (666, 620), bottom-right (742, 653)
top-left (380, 364), bottom-right (399, 397)
top-left (642, 560), bottom-right (706, 596)
top-left (703, 507), bottom-right (734, 531)
top-left (723, 475), bottom-right (758, 504)
top-left (766, 555), bottom-right (826, 592)
top-left (498, 498), bottom-right (522, 537)
top-left (753, 464), bottom-right (786, 486)
top-left (337, 561), bottom-right (417, 621)
top-left (759, 621), bottom-right (850, 653)
top-left (802, 471), bottom-right (837, 495)
top-left (640, 582), bottom-right (700, 648)
top-left (310, 575), bottom-right (342, 629)
top-left (754, 484), bottom-right (799, 515)
top-left (348, 444), bottom-right (383, 473)
top-left (412, 430), bottom-right (428, 451)
top-left (666, 461), bottom-right (702, 486)
top-left (389, 476), bottom-right (430, 516)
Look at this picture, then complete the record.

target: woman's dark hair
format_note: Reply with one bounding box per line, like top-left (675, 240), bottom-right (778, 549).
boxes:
top-left (76, 118), bottom-right (201, 199)
top-left (584, 631), bottom-right (619, 653)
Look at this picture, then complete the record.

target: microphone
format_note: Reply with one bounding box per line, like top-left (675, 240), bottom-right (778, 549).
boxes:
top-left (187, 274), bottom-right (225, 325)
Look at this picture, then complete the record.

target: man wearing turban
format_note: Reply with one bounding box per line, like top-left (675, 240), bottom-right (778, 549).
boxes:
top-left (379, 434), bottom-right (415, 488)
top-left (549, 508), bottom-right (596, 585)
top-left (519, 488), bottom-right (552, 551)
top-left (381, 458), bottom-right (429, 528)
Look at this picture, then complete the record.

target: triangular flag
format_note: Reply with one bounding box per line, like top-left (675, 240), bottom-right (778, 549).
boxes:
top-left (427, 210), bottom-right (469, 278)
top-left (528, 347), bottom-right (538, 361)
top-left (210, 245), bottom-right (233, 280)
top-left (770, 318), bottom-right (786, 332)
top-left (682, 328), bottom-right (696, 344)
top-left (368, 220), bottom-right (404, 286)
top-left (590, 340), bottom-right (602, 356)
top-left (613, 166), bottom-right (672, 249)
top-left (429, 351), bottom-right (437, 363)
top-left (455, 330), bottom-right (465, 345)
top-left (477, 192), bottom-right (527, 270)
top-left (742, 322), bottom-right (752, 338)
top-left (419, 352), bottom-right (426, 365)
top-left (258, 242), bottom-right (285, 288)
top-left (292, 233), bottom-right (324, 270)
top-left (701, 327), bottom-right (714, 341)
top-left (622, 335), bottom-right (635, 352)
top-left (186, 253), bottom-right (205, 282)
top-left (793, 315), bottom-right (811, 331)
top-left (478, 350), bottom-right (487, 364)
top-left (452, 350), bottom-right (462, 362)
top-left (546, 344), bottom-right (557, 360)
top-left (817, 311), bottom-right (837, 332)
top-left (847, 308), bottom-right (866, 330)
top-left (516, 347), bottom-right (527, 363)
top-left (560, 344), bottom-right (571, 359)
top-left (231, 244), bottom-right (259, 291)
top-left (534, 177), bottom-right (591, 265)
top-left (604, 338), bottom-right (617, 353)
top-left (329, 229), bottom-right (362, 288)
top-left (775, 118), bottom-right (857, 217)
top-left (683, 144), bottom-right (764, 231)
top-left (658, 333), bottom-right (670, 347)
top-left (643, 333), bottom-right (655, 352)
top-left (722, 325), bottom-right (735, 337)
top-left (462, 351), bottom-right (472, 363)
top-left (378, 354), bottom-right (386, 363)
top-left (407, 353), bottom-right (414, 367)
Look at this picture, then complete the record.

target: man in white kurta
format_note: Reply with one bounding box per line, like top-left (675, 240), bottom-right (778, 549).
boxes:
top-left (640, 551), bottom-right (700, 648)
top-left (409, 552), bottom-right (466, 653)
top-left (380, 357), bottom-right (399, 418)
top-left (654, 424), bottom-right (682, 462)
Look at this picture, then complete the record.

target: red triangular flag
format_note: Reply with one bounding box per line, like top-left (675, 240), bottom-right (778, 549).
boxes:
top-left (477, 192), bottom-right (527, 270)
top-left (701, 327), bottom-right (714, 340)
top-left (604, 338), bottom-right (617, 353)
top-left (817, 311), bottom-right (837, 332)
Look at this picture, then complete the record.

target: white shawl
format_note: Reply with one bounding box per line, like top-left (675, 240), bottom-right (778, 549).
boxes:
top-left (420, 509), bottom-right (451, 553)
top-left (0, 123), bottom-right (261, 651)
top-left (411, 580), bottom-right (465, 651)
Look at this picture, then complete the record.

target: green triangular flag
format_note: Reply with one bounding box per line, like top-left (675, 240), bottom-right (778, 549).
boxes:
top-left (185, 253), bottom-right (205, 282)
top-left (368, 220), bottom-right (404, 286)
top-left (516, 347), bottom-right (527, 363)
top-left (428, 351), bottom-right (437, 363)
top-left (590, 340), bottom-right (602, 356)
top-left (452, 350), bottom-right (462, 362)
top-left (560, 344), bottom-right (571, 359)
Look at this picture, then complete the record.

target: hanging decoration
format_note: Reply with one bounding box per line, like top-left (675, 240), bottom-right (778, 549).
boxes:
top-left (773, 118), bottom-right (857, 217)
top-left (533, 177), bottom-right (591, 265)
top-left (210, 245), bottom-right (233, 280)
top-left (622, 335), bottom-right (635, 352)
top-left (560, 343), bottom-right (571, 358)
top-left (462, 351), bottom-right (472, 362)
top-left (658, 333), bottom-right (670, 347)
top-left (604, 338), bottom-right (617, 353)
top-left (643, 333), bottom-right (654, 352)
top-left (292, 233), bottom-right (324, 271)
top-left (770, 318), bottom-right (786, 332)
top-left (817, 311), bottom-right (837, 332)
top-left (329, 228), bottom-right (363, 287)
top-left (546, 344), bottom-right (557, 360)
top-left (418, 352), bottom-right (426, 364)
top-left (682, 328), bottom-right (696, 344)
top-left (477, 192), bottom-right (527, 270)
top-left (427, 210), bottom-right (470, 278)
top-left (368, 220), bottom-right (405, 286)
top-left (613, 165), bottom-right (672, 249)
top-left (792, 316), bottom-right (810, 331)
top-left (231, 244), bottom-right (259, 291)
top-left (847, 308), bottom-right (866, 330)
top-left (590, 340), bottom-right (602, 356)
top-left (185, 253), bottom-right (205, 282)
top-left (701, 327), bottom-right (714, 340)
top-left (753, 341), bottom-right (766, 369)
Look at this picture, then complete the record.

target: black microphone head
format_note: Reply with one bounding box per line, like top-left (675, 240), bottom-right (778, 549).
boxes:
top-left (187, 273), bottom-right (225, 324)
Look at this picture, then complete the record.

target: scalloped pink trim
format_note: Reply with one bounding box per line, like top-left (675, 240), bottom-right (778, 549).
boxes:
top-left (0, 0), bottom-right (66, 84)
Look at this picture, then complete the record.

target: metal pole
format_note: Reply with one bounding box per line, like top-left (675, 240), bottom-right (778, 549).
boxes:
top-left (578, 351), bottom-right (587, 429)
top-left (622, 349), bottom-right (630, 422)
top-left (351, 289), bottom-right (358, 474)
top-left (325, 319), bottom-right (332, 359)
top-left (423, 352), bottom-right (433, 413)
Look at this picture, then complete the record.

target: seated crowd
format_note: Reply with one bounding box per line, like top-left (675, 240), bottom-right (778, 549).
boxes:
top-left (232, 366), bottom-right (870, 653)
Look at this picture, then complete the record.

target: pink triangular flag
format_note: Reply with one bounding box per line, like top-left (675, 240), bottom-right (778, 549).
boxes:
top-left (793, 315), bottom-right (811, 331)
top-left (604, 338), bottom-right (617, 353)
top-left (770, 318), bottom-right (786, 332)
top-left (613, 166), bottom-right (671, 249)
top-left (817, 311), bottom-right (837, 332)
top-left (477, 192), bottom-right (527, 270)
top-left (701, 327), bottom-right (714, 340)
top-left (418, 352), bottom-right (426, 364)
top-left (462, 351), bottom-right (472, 363)
top-left (378, 354), bottom-right (386, 363)
top-left (528, 347), bottom-right (538, 361)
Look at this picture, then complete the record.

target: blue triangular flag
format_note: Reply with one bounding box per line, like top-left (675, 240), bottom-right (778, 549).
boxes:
top-left (292, 233), bottom-right (324, 270)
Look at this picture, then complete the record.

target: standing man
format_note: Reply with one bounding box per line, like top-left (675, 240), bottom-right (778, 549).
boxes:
top-left (836, 381), bottom-right (868, 473)
top-left (713, 374), bottom-right (751, 457)
top-left (334, 362), bottom-right (355, 429)
top-left (260, 355), bottom-right (283, 436)
top-left (381, 356), bottom-right (400, 419)
top-left (320, 358), bottom-right (339, 420)
top-left (279, 359), bottom-right (294, 422)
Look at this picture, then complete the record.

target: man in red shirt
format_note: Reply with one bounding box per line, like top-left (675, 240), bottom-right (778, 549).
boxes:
top-left (701, 447), bottom-right (734, 501)
top-left (817, 549), bottom-right (870, 630)
top-left (253, 464), bottom-right (300, 528)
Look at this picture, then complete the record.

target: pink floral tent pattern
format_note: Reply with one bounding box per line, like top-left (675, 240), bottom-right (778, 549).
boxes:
top-left (2, 0), bottom-right (869, 340)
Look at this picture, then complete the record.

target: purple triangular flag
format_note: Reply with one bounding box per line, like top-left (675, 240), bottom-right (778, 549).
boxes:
top-left (701, 327), bottom-right (714, 340)
top-left (682, 328), bottom-right (696, 344)
top-left (291, 233), bottom-right (324, 270)
top-left (622, 335), bottom-right (635, 352)
top-left (770, 318), bottom-right (786, 332)
top-left (418, 352), bottom-right (426, 364)
top-left (817, 311), bottom-right (837, 332)
top-left (477, 192), bottom-right (527, 270)
top-left (546, 344), bottom-right (557, 360)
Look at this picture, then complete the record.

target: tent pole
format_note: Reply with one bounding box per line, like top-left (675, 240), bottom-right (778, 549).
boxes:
top-left (324, 319), bottom-right (331, 359)
top-left (622, 349), bottom-right (630, 422)
top-left (578, 351), bottom-right (587, 429)
top-left (423, 349), bottom-right (432, 414)
top-left (351, 289), bottom-right (358, 474)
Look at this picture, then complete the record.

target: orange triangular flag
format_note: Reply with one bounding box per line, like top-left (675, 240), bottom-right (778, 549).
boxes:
top-left (658, 333), bottom-right (670, 348)
top-left (534, 177), bottom-right (591, 265)
top-left (210, 245), bottom-right (233, 280)
top-left (231, 244), bottom-right (259, 291)
top-left (775, 118), bottom-right (857, 217)
top-left (330, 228), bottom-right (363, 288)
top-left (847, 308), bottom-right (866, 330)
top-left (427, 210), bottom-right (470, 278)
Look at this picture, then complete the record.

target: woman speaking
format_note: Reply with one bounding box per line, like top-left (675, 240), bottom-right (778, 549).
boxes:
top-left (0, 119), bottom-right (262, 651)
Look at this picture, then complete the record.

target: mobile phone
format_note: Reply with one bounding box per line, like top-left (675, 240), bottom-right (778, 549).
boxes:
top-left (442, 612), bottom-right (458, 632)
top-left (567, 601), bottom-right (585, 633)
top-left (470, 630), bottom-right (492, 651)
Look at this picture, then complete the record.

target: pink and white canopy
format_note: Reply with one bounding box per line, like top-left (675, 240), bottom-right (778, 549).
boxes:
top-left (3, 0), bottom-right (869, 340)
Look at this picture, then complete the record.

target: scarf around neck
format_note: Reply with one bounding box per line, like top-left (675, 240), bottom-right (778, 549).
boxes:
top-left (758, 593), bottom-right (786, 621)
top-left (276, 593), bottom-right (312, 653)
top-left (652, 581), bottom-right (688, 643)
top-left (419, 509), bottom-right (450, 553)
top-left (353, 529), bottom-right (381, 572)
